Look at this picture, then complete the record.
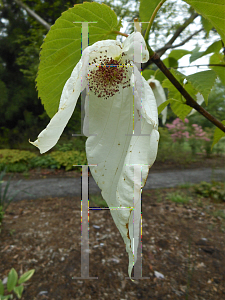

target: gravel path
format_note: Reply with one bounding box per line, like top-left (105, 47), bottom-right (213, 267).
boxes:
top-left (2, 168), bottom-right (225, 202)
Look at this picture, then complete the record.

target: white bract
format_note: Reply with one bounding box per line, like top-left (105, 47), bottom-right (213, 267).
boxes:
top-left (30, 32), bottom-right (159, 278)
top-left (188, 93), bottom-right (204, 116)
top-left (147, 77), bottom-right (167, 124)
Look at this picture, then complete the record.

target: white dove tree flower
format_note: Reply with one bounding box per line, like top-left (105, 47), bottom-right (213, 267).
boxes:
top-left (30, 32), bottom-right (159, 278)
top-left (147, 77), bottom-right (167, 124)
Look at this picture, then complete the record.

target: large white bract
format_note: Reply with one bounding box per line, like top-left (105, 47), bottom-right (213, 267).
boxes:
top-left (30, 32), bottom-right (159, 278)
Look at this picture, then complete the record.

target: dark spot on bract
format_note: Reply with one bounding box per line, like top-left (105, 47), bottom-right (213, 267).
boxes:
top-left (149, 82), bottom-right (156, 89)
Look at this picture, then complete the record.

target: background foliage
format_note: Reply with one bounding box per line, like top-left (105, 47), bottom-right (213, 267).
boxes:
top-left (0, 0), bottom-right (89, 148)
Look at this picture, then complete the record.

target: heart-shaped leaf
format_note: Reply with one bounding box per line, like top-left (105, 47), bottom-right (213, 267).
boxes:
top-left (36, 2), bottom-right (121, 118)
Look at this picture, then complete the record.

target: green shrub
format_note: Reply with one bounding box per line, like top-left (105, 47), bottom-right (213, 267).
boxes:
top-left (0, 127), bottom-right (10, 149)
top-left (212, 136), bottom-right (225, 156)
top-left (157, 127), bottom-right (173, 162)
top-left (0, 148), bottom-right (87, 172)
top-left (157, 128), bottom-right (194, 164)
top-left (194, 181), bottom-right (225, 202)
top-left (55, 142), bottom-right (74, 152)
top-left (0, 150), bottom-right (36, 173)
top-left (89, 194), bottom-right (108, 208)
top-left (29, 155), bottom-right (59, 169)
top-left (166, 192), bottom-right (190, 204)
top-left (0, 150), bottom-right (35, 164)
top-left (50, 150), bottom-right (87, 171)
top-left (55, 137), bottom-right (86, 152)
top-left (0, 163), bottom-right (28, 173)
top-left (212, 210), bottom-right (225, 220)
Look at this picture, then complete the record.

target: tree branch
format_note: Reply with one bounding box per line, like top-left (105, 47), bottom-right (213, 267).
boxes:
top-left (14, 0), bottom-right (51, 31)
top-left (163, 12), bottom-right (198, 49)
top-left (156, 28), bottom-right (203, 54)
top-left (143, 12), bottom-right (199, 71)
top-left (150, 52), bottom-right (225, 133)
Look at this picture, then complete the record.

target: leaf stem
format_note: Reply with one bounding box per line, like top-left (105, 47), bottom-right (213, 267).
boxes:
top-left (144, 0), bottom-right (167, 41)
top-left (112, 31), bottom-right (128, 37)
top-left (150, 52), bottom-right (225, 133)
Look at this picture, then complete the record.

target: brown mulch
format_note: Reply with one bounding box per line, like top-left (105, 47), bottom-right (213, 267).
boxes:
top-left (1, 185), bottom-right (225, 299)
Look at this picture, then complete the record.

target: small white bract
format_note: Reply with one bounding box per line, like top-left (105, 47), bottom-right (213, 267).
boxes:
top-left (30, 32), bottom-right (159, 278)
top-left (188, 92), bottom-right (204, 116)
top-left (148, 77), bottom-right (167, 124)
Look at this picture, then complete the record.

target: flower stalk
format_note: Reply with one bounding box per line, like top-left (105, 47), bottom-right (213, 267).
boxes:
top-left (144, 0), bottom-right (167, 41)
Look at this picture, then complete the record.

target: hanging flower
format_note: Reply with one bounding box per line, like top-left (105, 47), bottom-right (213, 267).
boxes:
top-left (30, 32), bottom-right (159, 278)
top-left (147, 76), bottom-right (167, 124)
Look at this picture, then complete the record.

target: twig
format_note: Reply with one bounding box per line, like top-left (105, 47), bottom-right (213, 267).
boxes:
top-left (156, 28), bottom-right (203, 54)
top-left (150, 52), bottom-right (225, 133)
top-left (14, 0), bottom-right (51, 31)
top-left (171, 64), bottom-right (225, 69)
top-left (165, 12), bottom-right (198, 47)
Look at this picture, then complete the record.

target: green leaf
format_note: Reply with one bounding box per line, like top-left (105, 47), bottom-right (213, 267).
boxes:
top-left (36, 2), bottom-right (121, 118)
top-left (163, 78), bottom-right (182, 101)
top-left (210, 52), bottom-right (225, 86)
top-left (162, 70), bottom-right (195, 120)
top-left (170, 69), bottom-right (186, 82)
top-left (139, 0), bottom-right (162, 31)
top-left (142, 69), bottom-right (155, 81)
top-left (162, 69), bottom-right (186, 101)
top-left (0, 295), bottom-right (13, 300)
top-left (186, 70), bottom-right (217, 105)
top-left (169, 49), bottom-right (191, 61)
top-left (158, 99), bottom-right (170, 115)
top-left (211, 121), bottom-right (225, 149)
top-left (141, 68), bottom-right (166, 83)
top-left (154, 70), bottom-right (166, 83)
top-left (18, 269), bottom-right (35, 285)
top-left (13, 285), bottom-right (24, 299)
top-left (184, 82), bottom-right (199, 101)
top-left (184, 0), bottom-right (225, 43)
top-left (6, 269), bottom-right (17, 292)
top-left (170, 99), bottom-right (192, 121)
top-left (204, 40), bottom-right (222, 56)
top-left (162, 57), bottom-right (178, 68)
top-left (189, 40), bottom-right (222, 63)
top-left (201, 16), bottom-right (213, 36)
top-left (0, 281), bottom-right (4, 295)
top-left (189, 46), bottom-right (202, 63)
